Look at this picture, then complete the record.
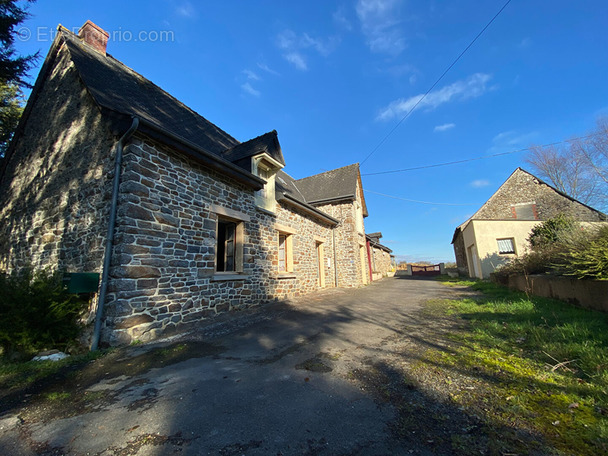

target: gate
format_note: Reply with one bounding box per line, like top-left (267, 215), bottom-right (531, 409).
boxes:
top-left (411, 264), bottom-right (441, 277)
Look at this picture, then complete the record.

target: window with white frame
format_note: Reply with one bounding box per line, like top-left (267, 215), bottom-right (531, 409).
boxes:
top-left (253, 155), bottom-right (281, 212)
top-left (497, 238), bottom-right (516, 254)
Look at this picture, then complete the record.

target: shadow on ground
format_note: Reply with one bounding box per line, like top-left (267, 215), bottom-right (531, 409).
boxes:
top-left (0, 278), bottom-right (559, 455)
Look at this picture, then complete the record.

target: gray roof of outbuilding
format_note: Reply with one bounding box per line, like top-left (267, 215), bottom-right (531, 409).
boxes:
top-left (61, 28), bottom-right (240, 155)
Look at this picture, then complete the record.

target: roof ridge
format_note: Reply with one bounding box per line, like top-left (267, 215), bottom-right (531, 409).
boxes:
top-left (295, 162), bottom-right (359, 183)
top-left (59, 27), bottom-right (240, 147)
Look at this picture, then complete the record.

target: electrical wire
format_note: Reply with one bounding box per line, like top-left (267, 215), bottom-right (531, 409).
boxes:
top-left (361, 133), bottom-right (603, 176)
top-left (363, 189), bottom-right (476, 206)
top-left (360, 0), bottom-right (512, 166)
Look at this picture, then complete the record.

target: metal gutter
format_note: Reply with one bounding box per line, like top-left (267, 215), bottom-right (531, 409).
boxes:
top-left (132, 117), bottom-right (265, 191)
top-left (278, 193), bottom-right (339, 226)
top-left (91, 117), bottom-right (139, 351)
top-left (305, 194), bottom-right (356, 206)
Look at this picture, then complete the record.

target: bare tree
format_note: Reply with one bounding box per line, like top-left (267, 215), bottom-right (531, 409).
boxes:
top-left (525, 119), bottom-right (608, 211)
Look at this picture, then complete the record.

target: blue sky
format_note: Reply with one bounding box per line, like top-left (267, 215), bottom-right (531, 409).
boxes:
top-left (14, 1), bottom-right (608, 263)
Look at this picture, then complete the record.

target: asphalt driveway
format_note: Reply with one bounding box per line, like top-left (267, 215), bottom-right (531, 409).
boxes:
top-left (1, 276), bottom-right (462, 455)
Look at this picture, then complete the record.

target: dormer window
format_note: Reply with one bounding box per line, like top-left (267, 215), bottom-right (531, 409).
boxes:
top-left (252, 154), bottom-right (283, 213)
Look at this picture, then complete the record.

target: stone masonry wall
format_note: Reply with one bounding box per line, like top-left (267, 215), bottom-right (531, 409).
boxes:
top-left (475, 169), bottom-right (606, 221)
top-left (370, 246), bottom-right (392, 276)
top-left (452, 231), bottom-right (469, 276)
top-left (315, 199), bottom-right (367, 287)
top-left (0, 46), bottom-right (115, 275)
top-left (104, 136), bottom-right (339, 344)
top-left (274, 203), bottom-right (336, 294)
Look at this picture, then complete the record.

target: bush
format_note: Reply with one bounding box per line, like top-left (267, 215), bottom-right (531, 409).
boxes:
top-left (0, 269), bottom-right (88, 357)
top-left (528, 213), bottom-right (578, 249)
top-left (559, 225), bottom-right (608, 280)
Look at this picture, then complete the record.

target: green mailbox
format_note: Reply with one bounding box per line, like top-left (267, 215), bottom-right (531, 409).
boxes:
top-left (63, 273), bottom-right (100, 294)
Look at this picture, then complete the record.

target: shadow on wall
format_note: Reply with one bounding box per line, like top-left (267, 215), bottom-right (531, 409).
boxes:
top-left (0, 52), bottom-right (117, 274)
top-left (480, 252), bottom-right (512, 278)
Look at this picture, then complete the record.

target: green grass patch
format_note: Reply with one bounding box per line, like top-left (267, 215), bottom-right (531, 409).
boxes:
top-left (432, 279), bottom-right (608, 455)
top-left (0, 349), bottom-right (108, 392)
top-left (43, 391), bottom-right (71, 402)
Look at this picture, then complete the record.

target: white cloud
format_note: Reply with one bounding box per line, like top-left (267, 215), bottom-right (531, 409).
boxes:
top-left (377, 73), bottom-right (492, 121)
top-left (409, 74), bottom-right (417, 85)
top-left (243, 70), bottom-right (260, 81)
top-left (277, 29), bottom-right (339, 69)
top-left (284, 52), bottom-right (308, 71)
top-left (175, 1), bottom-right (196, 18)
top-left (241, 82), bottom-right (260, 97)
top-left (257, 63), bottom-right (280, 77)
top-left (301, 33), bottom-right (339, 57)
top-left (519, 37), bottom-right (531, 48)
top-left (434, 123), bottom-right (455, 132)
top-left (488, 130), bottom-right (537, 153)
top-left (470, 179), bottom-right (490, 188)
top-left (333, 6), bottom-right (353, 30)
top-left (356, 0), bottom-right (406, 55)
top-left (277, 29), bottom-right (297, 50)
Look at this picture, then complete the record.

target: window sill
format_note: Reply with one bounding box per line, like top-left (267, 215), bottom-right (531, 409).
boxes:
top-left (211, 273), bottom-right (249, 282)
top-left (255, 206), bottom-right (276, 216)
top-left (276, 273), bottom-right (297, 279)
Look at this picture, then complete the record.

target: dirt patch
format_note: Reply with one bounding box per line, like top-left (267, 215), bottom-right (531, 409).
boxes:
top-left (295, 357), bottom-right (333, 373)
top-left (0, 341), bottom-right (225, 424)
top-left (344, 300), bottom-right (551, 456)
top-left (108, 431), bottom-right (196, 455)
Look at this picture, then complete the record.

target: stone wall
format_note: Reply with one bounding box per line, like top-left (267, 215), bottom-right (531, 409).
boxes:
top-left (452, 230), bottom-right (468, 276)
top-left (104, 137), bottom-right (339, 344)
top-left (494, 274), bottom-right (608, 313)
top-left (315, 200), bottom-right (367, 287)
top-left (475, 169), bottom-right (606, 221)
top-left (274, 203), bottom-right (336, 294)
top-left (370, 245), bottom-right (392, 277)
top-left (0, 47), bottom-right (115, 275)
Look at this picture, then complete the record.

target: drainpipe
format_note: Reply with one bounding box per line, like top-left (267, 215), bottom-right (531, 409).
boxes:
top-left (91, 117), bottom-right (140, 351)
top-left (332, 226), bottom-right (339, 288)
top-left (366, 240), bottom-right (373, 282)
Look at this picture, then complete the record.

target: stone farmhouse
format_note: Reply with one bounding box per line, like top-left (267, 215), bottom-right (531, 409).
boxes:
top-left (451, 168), bottom-right (607, 279)
top-left (0, 21), bottom-right (393, 346)
top-left (365, 232), bottom-right (395, 280)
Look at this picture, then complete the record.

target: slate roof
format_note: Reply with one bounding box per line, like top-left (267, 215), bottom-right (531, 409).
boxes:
top-left (222, 130), bottom-right (285, 167)
top-left (60, 28), bottom-right (240, 156)
top-left (295, 164), bottom-right (360, 204)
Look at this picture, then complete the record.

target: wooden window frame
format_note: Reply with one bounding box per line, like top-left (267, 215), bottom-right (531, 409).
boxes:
top-left (215, 216), bottom-right (244, 274)
top-left (277, 231), bottom-right (294, 273)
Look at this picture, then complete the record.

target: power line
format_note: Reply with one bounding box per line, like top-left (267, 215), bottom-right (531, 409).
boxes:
top-left (363, 189), bottom-right (476, 206)
top-left (360, 0), bottom-right (512, 166)
top-left (362, 133), bottom-right (603, 177)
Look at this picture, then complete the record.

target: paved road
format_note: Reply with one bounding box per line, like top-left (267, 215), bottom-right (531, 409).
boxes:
top-left (1, 276), bottom-right (457, 455)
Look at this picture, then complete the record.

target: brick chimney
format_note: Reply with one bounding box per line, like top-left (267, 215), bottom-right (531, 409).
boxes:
top-left (78, 20), bottom-right (109, 54)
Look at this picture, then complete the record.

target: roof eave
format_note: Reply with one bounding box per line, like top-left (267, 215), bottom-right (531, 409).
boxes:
top-left (0, 28), bottom-right (66, 184)
top-left (278, 193), bottom-right (339, 226)
top-left (132, 115), bottom-right (265, 190)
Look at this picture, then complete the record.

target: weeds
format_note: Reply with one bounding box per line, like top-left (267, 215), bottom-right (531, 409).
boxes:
top-left (433, 278), bottom-right (608, 455)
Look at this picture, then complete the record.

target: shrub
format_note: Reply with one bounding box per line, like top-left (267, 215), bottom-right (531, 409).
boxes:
top-left (0, 269), bottom-right (88, 357)
top-left (528, 213), bottom-right (578, 250)
top-left (559, 225), bottom-right (608, 280)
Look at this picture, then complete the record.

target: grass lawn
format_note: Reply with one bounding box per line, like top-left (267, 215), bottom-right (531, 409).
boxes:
top-left (431, 277), bottom-right (608, 455)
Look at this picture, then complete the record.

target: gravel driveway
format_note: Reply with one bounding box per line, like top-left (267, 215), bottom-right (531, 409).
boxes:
top-left (1, 276), bottom-right (470, 455)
